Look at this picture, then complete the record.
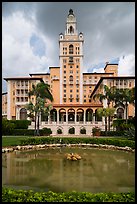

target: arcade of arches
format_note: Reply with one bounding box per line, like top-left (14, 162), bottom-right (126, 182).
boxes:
top-left (41, 108), bottom-right (102, 123)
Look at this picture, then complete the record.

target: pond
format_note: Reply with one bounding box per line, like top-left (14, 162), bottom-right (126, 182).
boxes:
top-left (2, 147), bottom-right (135, 193)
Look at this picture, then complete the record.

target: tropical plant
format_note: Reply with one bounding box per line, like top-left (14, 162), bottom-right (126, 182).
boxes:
top-left (57, 128), bottom-right (63, 134)
top-left (26, 82), bottom-right (53, 136)
top-left (97, 107), bottom-right (115, 131)
top-left (124, 126), bottom-right (135, 140)
top-left (92, 126), bottom-right (101, 136)
top-left (93, 85), bottom-right (116, 131)
top-left (114, 87), bottom-right (135, 124)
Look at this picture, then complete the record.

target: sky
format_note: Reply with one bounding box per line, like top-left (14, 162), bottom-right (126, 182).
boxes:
top-left (2, 2), bottom-right (135, 92)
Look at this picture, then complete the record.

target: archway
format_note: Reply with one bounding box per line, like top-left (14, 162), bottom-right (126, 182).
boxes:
top-left (76, 108), bottom-right (84, 122)
top-left (68, 109), bottom-right (75, 122)
top-left (95, 109), bottom-right (102, 121)
top-left (50, 109), bottom-right (57, 122)
top-left (59, 109), bottom-right (66, 122)
top-left (20, 108), bottom-right (27, 120)
top-left (117, 108), bottom-right (124, 119)
top-left (86, 109), bottom-right (93, 122)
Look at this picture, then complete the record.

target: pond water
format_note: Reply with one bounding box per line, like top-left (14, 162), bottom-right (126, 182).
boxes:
top-left (2, 147), bottom-right (135, 193)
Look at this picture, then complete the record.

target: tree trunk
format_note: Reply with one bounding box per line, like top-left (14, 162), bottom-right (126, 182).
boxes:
top-left (105, 117), bottom-right (107, 132)
top-left (108, 115), bottom-right (110, 131)
top-left (36, 112), bottom-right (40, 136)
top-left (125, 102), bottom-right (128, 124)
top-left (34, 112), bottom-right (37, 136)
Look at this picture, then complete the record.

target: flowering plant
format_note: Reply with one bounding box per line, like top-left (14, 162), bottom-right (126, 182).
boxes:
top-left (92, 126), bottom-right (101, 134)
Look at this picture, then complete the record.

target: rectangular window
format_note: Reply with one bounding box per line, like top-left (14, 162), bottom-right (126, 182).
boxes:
top-left (70, 66), bottom-right (73, 68)
top-left (64, 94), bottom-right (66, 97)
top-left (89, 99), bottom-right (91, 102)
top-left (70, 89), bottom-right (72, 92)
top-left (63, 59), bottom-right (66, 63)
top-left (76, 98), bottom-right (79, 102)
top-left (70, 99), bottom-right (72, 102)
top-left (84, 95), bottom-right (86, 98)
top-left (64, 70), bottom-right (66, 73)
top-left (64, 99), bottom-right (66, 102)
top-left (76, 89), bottom-right (79, 92)
top-left (76, 65), bottom-right (79, 68)
top-left (64, 89), bottom-right (66, 93)
top-left (64, 84), bottom-right (66, 88)
top-left (64, 65), bottom-right (66, 68)
top-left (84, 99), bottom-right (86, 102)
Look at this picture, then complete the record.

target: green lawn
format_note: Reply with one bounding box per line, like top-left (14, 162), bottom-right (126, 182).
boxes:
top-left (2, 136), bottom-right (31, 147)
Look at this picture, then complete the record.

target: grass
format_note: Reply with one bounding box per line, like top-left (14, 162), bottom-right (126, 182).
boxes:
top-left (2, 136), bottom-right (31, 147)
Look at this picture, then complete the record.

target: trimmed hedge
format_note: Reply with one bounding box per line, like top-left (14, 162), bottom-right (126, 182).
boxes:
top-left (2, 188), bottom-right (135, 202)
top-left (20, 137), bottom-right (135, 149)
top-left (10, 120), bottom-right (31, 129)
top-left (100, 131), bottom-right (124, 136)
top-left (3, 128), bottom-right (52, 136)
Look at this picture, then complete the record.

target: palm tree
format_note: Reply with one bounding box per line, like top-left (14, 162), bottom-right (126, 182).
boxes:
top-left (27, 82), bottom-right (53, 136)
top-left (114, 87), bottom-right (135, 124)
top-left (97, 107), bottom-right (115, 132)
top-left (93, 85), bottom-right (116, 131)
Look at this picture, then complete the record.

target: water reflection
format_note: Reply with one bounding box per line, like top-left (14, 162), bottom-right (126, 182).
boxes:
top-left (2, 147), bottom-right (135, 193)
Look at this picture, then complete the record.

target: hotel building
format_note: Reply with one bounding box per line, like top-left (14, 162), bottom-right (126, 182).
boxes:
top-left (2, 9), bottom-right (135, 135)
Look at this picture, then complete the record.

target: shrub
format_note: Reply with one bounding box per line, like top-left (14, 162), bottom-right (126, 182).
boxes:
top-left (100, 131), bottom-right (124, 136)
top-left (80, 128), bottom-right (86, 134)
top-left (92, 126), bottom-right (101, 136)
top-left (20, 137), bottom-right (135, 149)
top-left (2, 188), bottom-right (135, 202)
top-left (41, 128), bottom-right (52, 136)
top-left (124, 126), bottom-right (135, 140)
top-left (57, 128), bottom-right (62, 134)
top-left (68, 127), bottom-right (75, 134)
top-left (2, 119), bottom-right (15, 135)
top-left (12, 129), bottom-right (34, 136)
top-left (10, 120), bottom-right (31, 129)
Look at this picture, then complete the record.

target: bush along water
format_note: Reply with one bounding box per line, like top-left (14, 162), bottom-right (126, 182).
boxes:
top-left (20, 137), bottom-right (135, 149)
top-left (2, 188), bottom-right (135, 202)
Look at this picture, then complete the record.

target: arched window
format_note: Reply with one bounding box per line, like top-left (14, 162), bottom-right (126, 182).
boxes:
top-left (20, 108), bottom-right (27, 120)
top-left (69, 44), bottom-right (73, 54)
top-left (117, 108), bottom-right (124, 119)
top-left (50, 109), bottom-right (57, 122)
top-left (69, 26), bottom-right (74, 34)
top-left (69, 75), bottom-right (73, 82)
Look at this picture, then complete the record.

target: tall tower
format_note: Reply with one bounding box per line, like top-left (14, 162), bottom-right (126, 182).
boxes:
top-left (59, 9), bottom-right (84, 104)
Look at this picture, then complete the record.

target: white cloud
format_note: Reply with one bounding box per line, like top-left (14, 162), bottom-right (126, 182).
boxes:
top-left (118, 54), bottom-right (135, 76)
top-left (2, 11), bottom-right (54, 89)
top-left (92, 67), bottom-right (104, 73)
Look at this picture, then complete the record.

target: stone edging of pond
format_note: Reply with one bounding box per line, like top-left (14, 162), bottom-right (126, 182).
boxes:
top-left (2, 143), bottom-right (135, 153)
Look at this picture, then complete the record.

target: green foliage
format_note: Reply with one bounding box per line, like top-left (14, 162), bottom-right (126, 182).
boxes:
top-left (20, 137), bottom-right (135, 149)
top-left (124, 126), bottom-right (135, 140)
top-left (2, 119), bottom-right (15, 135)
top-left (12, 129), bottom-right (35, 136)
top-left (92, 126), bottom-right (101, 134)
top-left (10, 120), bottom-right (31, 129)
top-left (100, 131), bottom-right (124, 137)
top-left (41, 127), bottom-right (52, 136)
top-left (2, 188), bottom-right (135, 202)
top-left (112, 119), bottom-right (135, 131)
top-left (68, 127), bottom-right (75, 134)
top-left (80, 128), bottom-right (86, 134)
top-left (57, 128), bottom-right (63, 134)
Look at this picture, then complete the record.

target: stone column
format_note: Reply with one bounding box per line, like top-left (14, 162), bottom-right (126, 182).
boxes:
top-left (57, 110), bottom-right (59, 124)
top-left (75, 111), bottom-right (77, 123)
top-left (84, 110), bottom-right (86, 124)
top-left (66, 111), bottom-right (68, 123)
